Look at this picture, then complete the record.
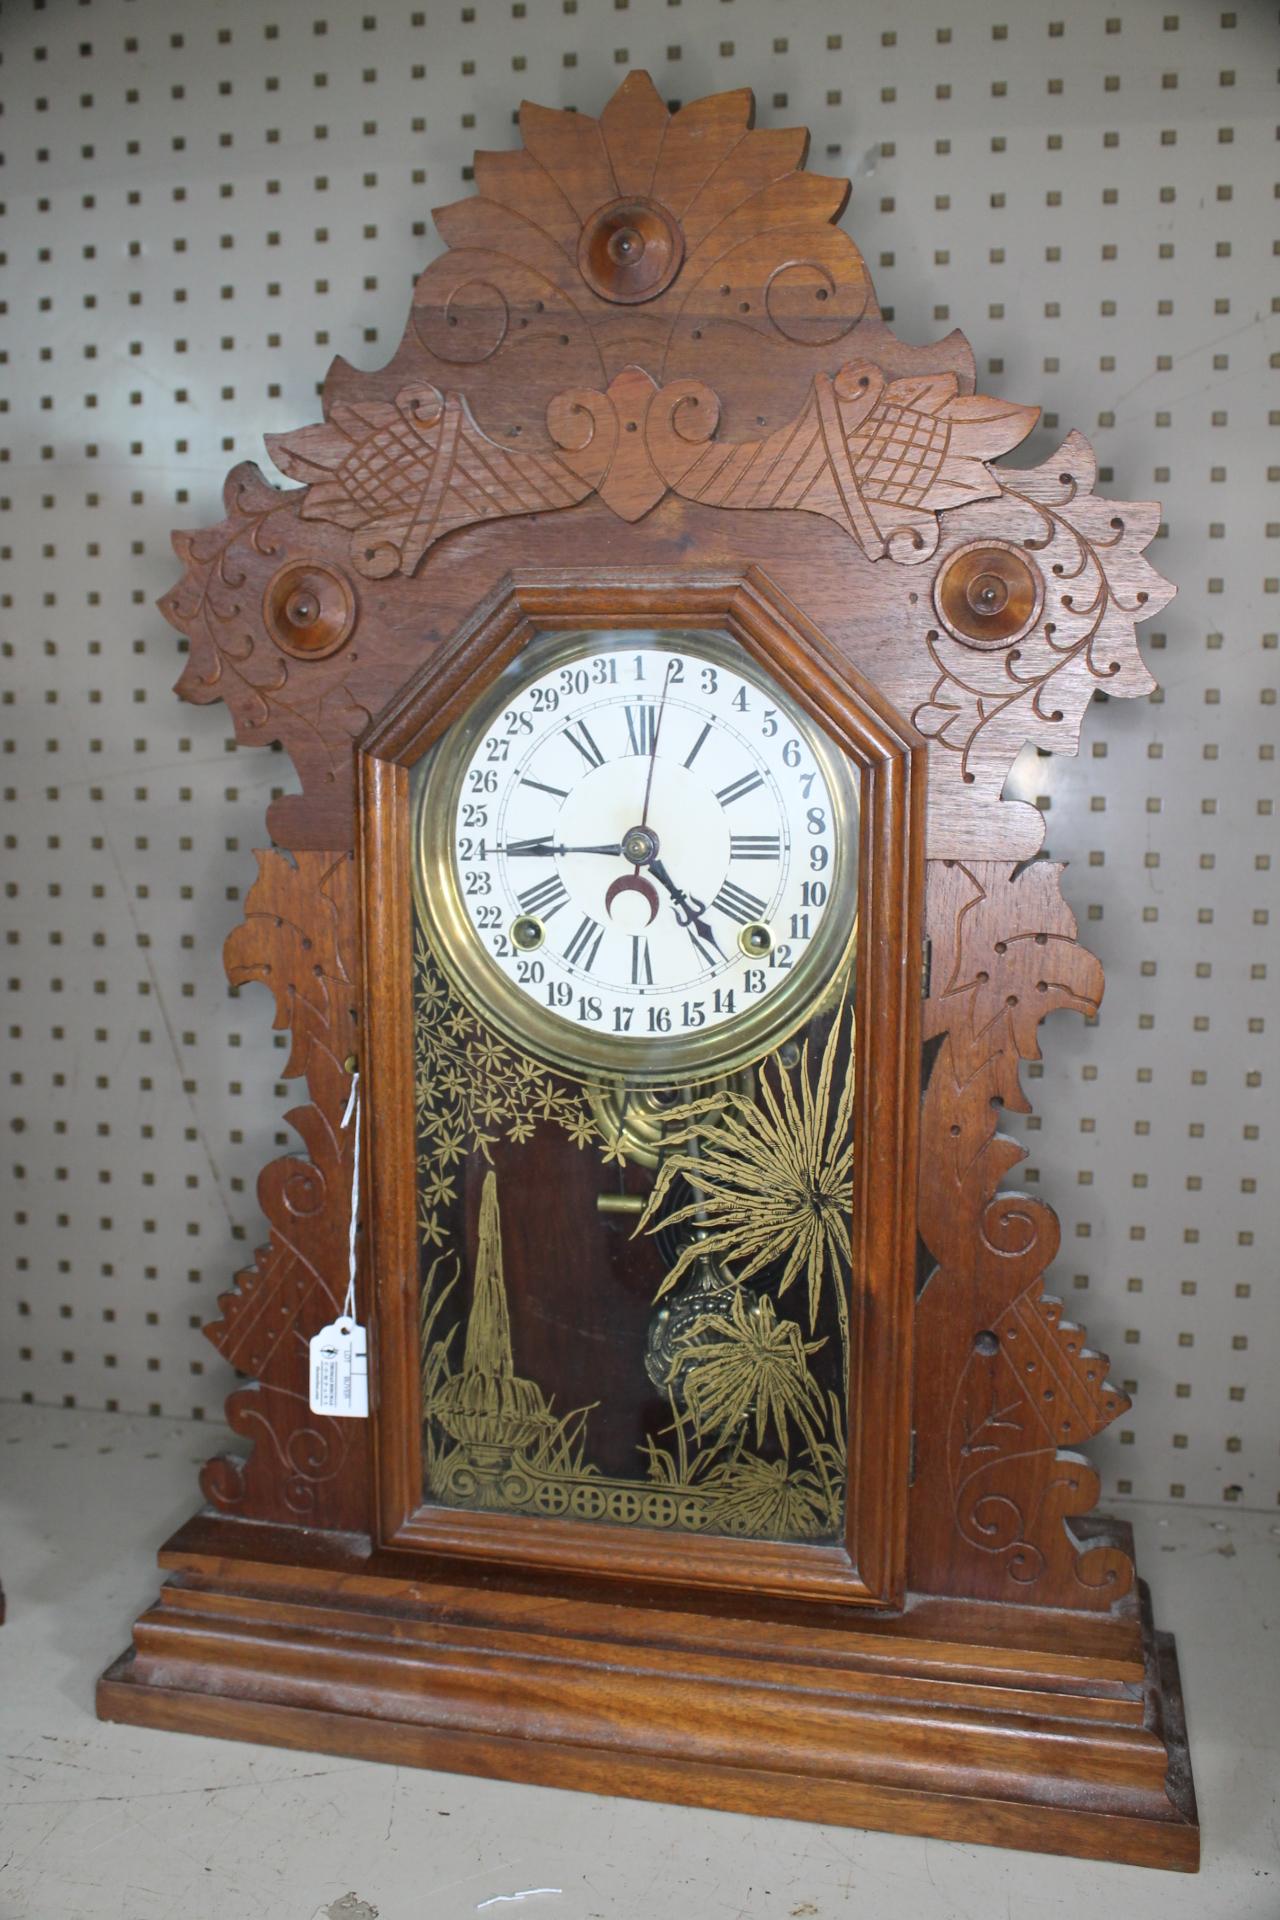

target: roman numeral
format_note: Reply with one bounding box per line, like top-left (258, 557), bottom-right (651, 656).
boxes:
top-left (624, 704), bottom-right (657, 757)
top-left (520, 775), bottom-right (569, 801)
top-left (562, 720), bottom-right (605, 769)
top-left (683, 721), bottom-right (712, 769)
top-left (730, 833), bottom-right (781, 862)
top-left (517, 875), bottom-right (569, 920)
top-left (564, 914), bottom-right (604, 971)
top-left (715, 770), bottom-right (764, 808)
top-left (630, 936), bottom-right (653, 987)
top-left (712, 880), bottom-right (768, 925)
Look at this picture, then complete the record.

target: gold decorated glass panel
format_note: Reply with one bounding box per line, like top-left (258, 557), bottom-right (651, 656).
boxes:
top-left (410, 629), bottom-right (858, 1545)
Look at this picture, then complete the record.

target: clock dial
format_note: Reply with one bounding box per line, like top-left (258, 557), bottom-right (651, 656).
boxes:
top-left (413, 631), bottom-right (858, 1084)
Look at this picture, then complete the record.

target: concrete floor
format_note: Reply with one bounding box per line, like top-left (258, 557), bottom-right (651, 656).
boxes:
top-left (1, 1401), bottom-right (1276, 1920)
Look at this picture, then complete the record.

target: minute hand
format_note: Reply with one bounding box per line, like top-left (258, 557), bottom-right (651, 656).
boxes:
top-left (649, 858), bottom-right (727, 956)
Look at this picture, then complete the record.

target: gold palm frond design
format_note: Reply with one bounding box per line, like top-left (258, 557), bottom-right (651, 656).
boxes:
top-left (635, 996), bottom-right (854, 1347)
top-left (674, 1291), bottom-right (826, 1455)
top-left (699, 1455), bottom-right (833, 1539)
top-left (673, 1291), bottom-right (836, 1518)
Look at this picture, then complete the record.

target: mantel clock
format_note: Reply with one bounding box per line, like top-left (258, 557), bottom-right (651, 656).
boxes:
top-left (99, 74), bottom-right (1197, 1870)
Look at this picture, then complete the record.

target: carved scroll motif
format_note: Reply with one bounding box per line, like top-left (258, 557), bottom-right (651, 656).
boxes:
top-left (200, 849), bottom-right (368, 1529)
top-left (910, 859), bottom-right (1135, 1608)
top-left (546, 366), bottom-right (672, 522)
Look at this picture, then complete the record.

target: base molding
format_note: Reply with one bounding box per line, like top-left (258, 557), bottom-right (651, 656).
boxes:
top-left (98, 1522), bottom-right (1198, 1872)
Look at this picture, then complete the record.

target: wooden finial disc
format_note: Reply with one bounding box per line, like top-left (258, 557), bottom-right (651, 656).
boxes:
top-left (263, 561), bottom-right (357, 660)
top-left (577, 196), bottom-right (684, 305)
top-left (934, 540), bottom-right (1044, 649)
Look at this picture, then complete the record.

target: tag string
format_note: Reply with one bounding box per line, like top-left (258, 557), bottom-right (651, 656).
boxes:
top-left (340, 1070), bottom-right (361, 1324)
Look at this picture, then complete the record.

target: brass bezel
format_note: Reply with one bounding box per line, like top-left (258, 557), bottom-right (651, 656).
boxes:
top-left (410, 627), bottom-right (859, 1089)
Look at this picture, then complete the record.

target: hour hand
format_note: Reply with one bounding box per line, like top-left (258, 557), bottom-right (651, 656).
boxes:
top-left (499, 838), bottom-right (624, 857)
top-left (649, 859), bottom-right (727, 956)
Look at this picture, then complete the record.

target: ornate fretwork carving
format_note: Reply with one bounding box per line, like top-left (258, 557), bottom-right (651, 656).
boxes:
top-left (165, 467), bottom-right (372, 831)
top-left (910, 858), bottom-right (1135, 1608)
top-left (915, 433), bottom-right (1173, 809)
top-left (200, 849), bottom-right (367, 1528)
top-left (411, 69), bottom-right (892, 405)
top-left (272, 356), bottom-right (1036, 572)
top-left (263, 69), bottom-right (1010, 573)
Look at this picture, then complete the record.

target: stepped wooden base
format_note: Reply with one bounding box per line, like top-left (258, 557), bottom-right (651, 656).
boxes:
top-left (98, 1515), bottom-right (1197, 1871)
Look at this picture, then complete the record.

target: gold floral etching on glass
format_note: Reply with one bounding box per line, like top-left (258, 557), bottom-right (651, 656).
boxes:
top-left (413, 930), bottom-right (853, 1542)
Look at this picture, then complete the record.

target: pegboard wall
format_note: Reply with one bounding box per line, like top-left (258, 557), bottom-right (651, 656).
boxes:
top-left (1, 0), bottom-right (1276, 1512)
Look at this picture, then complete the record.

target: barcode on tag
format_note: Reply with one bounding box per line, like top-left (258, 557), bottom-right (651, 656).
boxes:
top-left (309, 1316), bottom-right (369, 1418)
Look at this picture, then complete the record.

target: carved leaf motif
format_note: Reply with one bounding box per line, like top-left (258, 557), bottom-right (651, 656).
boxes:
top-left (163, 466), bottom-right (293, 727)
top-left (647, 362), bottom-right (1037, 562)
top-left (912, 860), bottom-right (1133, 1608)
top-left (913, 432), bottom-right (1174, 796)
top-left (202, 851), bottom-right (366, 1529)
top-left (267, 382), bottom-right (592, 578)
top-left (924, 855), bottom-right (1104, 1121)
top-left (224, 849), bottom-right (356, 1082)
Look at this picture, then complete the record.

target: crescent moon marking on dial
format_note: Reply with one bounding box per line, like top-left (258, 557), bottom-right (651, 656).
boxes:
top-left (605, 874), bottom-right (660, 926)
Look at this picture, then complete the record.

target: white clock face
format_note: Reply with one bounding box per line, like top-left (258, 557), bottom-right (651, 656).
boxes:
top-left (415, 632), bottom-right (858, 1084)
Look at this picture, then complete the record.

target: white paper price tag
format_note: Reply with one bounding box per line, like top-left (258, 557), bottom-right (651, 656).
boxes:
top-left (309, 1316), bottom-right (368, 1418)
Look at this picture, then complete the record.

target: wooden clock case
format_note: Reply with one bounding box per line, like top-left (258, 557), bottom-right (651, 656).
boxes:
top-left (98, 74), bottom-right (1197, 1870)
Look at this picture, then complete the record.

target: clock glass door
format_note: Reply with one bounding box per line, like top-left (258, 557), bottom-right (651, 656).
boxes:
top-left (408, 629), bottom-right (859, 1545)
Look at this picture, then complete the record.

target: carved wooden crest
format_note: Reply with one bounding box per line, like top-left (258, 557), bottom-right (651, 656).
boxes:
top-left (266, 75), bottom-right (1038, 572)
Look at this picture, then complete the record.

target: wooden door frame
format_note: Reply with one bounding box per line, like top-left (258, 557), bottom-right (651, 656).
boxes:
top-left (357, 564), bottom-right (926, 1609)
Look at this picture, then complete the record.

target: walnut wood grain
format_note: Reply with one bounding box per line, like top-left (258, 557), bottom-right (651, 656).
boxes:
top-left (97, 1538), bottom-right (1197, 1871)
